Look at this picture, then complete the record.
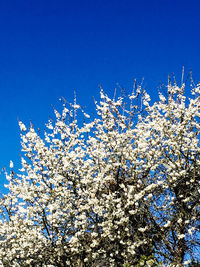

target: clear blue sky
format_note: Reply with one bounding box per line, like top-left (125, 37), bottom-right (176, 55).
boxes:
top-left (0, 0), bottom-right (200, 189)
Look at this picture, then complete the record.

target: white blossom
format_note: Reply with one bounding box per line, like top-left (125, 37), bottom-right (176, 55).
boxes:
top-left (0, 83), bottom-right (200, 266)
top-left (9, 160), bottom-right (14, 168)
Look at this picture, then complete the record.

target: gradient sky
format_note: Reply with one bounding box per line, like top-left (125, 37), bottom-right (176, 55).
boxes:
top-left (0, 0), bottom-right (200, 189)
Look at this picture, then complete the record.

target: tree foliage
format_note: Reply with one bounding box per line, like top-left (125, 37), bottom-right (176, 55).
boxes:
top-left (1, 81), bottom-right (200, 266)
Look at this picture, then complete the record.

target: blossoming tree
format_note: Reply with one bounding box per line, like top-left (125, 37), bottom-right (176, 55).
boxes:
top-left (0, 81), bottom-right (200, 266)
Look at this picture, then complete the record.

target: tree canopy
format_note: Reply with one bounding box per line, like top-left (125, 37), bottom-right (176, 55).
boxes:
top-left (1, 81), bottom-right (200, 266)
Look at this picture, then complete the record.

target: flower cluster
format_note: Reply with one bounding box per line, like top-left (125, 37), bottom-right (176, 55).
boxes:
top-left (0, 83), bottom-right (200, 266)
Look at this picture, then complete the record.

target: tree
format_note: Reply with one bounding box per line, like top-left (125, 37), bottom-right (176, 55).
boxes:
top-left (0, 81), bottom-right (200, 266)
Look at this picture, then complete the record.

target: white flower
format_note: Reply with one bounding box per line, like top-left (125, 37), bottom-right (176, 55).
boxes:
top-left (163, 221), bottom-right (171, 228)
top-left (177, 218), bottom-right (182, 224)
top-left (177, 234), bottom-right (185, 239)
top-left (19, 121), bottom-right (27, 131)
top-left (9, 160), bottom-right (14, 168)
top-left (159, 93), bottom-right (166, 103)
top-left (138, 226), bottom-right (148, 233)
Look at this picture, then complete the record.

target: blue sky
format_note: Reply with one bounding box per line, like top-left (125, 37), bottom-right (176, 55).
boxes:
top-left (0, 0), bottom-right (200, 189)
